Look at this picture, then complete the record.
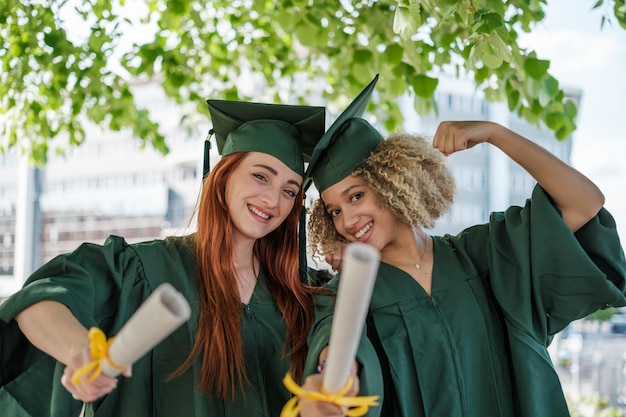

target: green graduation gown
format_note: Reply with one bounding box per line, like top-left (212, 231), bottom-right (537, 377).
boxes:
top-left (305, 186), bottom-right (626, 417)
top-left (0, 235), bottom-right (294, 417)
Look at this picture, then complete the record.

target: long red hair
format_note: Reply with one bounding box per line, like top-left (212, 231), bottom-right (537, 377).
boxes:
top-left (174, 152), bottom-right (315, 399)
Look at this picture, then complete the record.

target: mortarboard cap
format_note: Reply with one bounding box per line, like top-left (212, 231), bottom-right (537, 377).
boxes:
top-left (305, 74), bottom-right (383, 192)
top-left (206, 100), bottom-right (326, 177)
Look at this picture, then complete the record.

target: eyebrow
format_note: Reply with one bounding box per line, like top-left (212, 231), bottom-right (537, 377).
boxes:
top-left (254, 164), bottom-right (302, 187)
top-left (325, 184), bottom-right (361, 210)
top-left (340, 184), bottom-right (361, 197)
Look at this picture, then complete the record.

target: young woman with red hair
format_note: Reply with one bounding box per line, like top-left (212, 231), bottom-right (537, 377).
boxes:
top-left (0, 100), bottom-right (330, 417)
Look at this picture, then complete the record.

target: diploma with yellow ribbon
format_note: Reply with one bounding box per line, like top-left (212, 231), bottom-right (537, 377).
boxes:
top-left (281, 242), bottom-right (381, 416)
top-left (72, 283), bottom-right (191, 384)
top-left (281, 373), bottom-right (379, 417)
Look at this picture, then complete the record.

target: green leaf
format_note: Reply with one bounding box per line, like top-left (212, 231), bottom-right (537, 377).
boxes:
top-left (474, 65), bottom-right (489, 83)
top-left (30, 141), bottom-right (49, 167)
top-left (409, 74), bottom-right (438, 98)
top-left (456, 1), bottom-right (473, 26)
top-left (275, 9), bottom-right (295, 29)
top-left (43, 31), bottom-right (62, 49)
top-left (477, 38), bottom-right (503, 69)
top-left (468, 43), bottom-right (482, 69)
top-left (554, 124), bottom-right (573, 140)
top-left (473, 11), bottom-right (503, 34)
top-left (505, 85), bottom-right (520, 111)
top-left (413, 94), bottom-right (434, 116)
top-left (351, 62), bottom-right (374, 85)
top-left (0, 0), bottom-right (599, 164)
top-left (30, 101), bottom-right (43, 114)
top-left (384, 44), bottom-right (404, 65)
top-left (523, 57), bottom-right (550, 79)
top-left (544, 110), bottom-right (566, 131)
top-left (487, 31), bottom-right (513, 63)
top-left (353, 48), bottom-right (373, 64)
top-left (418, 0), bottom-right (433, 12)
top-left (564, 100), bottom-right (578, 120)
top-left (166, 0), bottom-right (189, 15)
top-left (614, 0), bottom-right (626, 29)
top-left (521, 106), bottom-right (541, 125)
top-left (407, 3), bottom-right (421, 23)
top-left (541, 75), bottom-right (560, 98)
top-left (295, 24), bottom-right (318, 47)
top-left (482, 51), bottom-right (503, 69)
top-left (393, 5), bottom-right (420, 40)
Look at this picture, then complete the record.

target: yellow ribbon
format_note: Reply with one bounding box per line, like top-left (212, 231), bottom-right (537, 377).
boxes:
top-left (71, 327), bottom-right (125, 386)
top-left (280, 373), bottom-right (379, 417)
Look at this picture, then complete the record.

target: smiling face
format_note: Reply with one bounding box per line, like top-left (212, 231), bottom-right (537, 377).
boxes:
top-left (225, 152), bottom-right (303, 244)
top-left (320, 175), bottom-right (405, 253)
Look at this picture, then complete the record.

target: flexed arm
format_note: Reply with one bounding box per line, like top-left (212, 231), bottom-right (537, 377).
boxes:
top-left (432, 121), bottom-right (605, 232)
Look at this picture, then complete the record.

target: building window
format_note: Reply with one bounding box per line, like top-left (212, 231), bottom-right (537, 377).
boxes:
top-left (451, 204), bottom-right (487, 225)
top-left (2, 233), bottom-right (11, 247)
top-left (453, 167), bottom-right (487, 191)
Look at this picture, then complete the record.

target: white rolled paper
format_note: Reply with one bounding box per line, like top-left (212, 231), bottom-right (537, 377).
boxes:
top-left (322, 242), bottom-right (380, 394)
top-left (100, 283), bottom-right (192, 376)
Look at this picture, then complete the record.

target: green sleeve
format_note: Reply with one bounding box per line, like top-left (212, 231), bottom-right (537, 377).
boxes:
top-left (0, 235), bottom-right (149, 330)
top-left (0, 236), bottom-right (190, 417)
top-left (0, 236), bottom-right (159, 417)
top-left (488, 185), bottom-right (626, 343)
top-left (306, 267), bottom-right (335, 286)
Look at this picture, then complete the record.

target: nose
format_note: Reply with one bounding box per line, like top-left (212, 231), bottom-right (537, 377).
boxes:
top-left (340, 206), bottom-right (359, 233)
top-left (260, 185), bottom-right (281, 209)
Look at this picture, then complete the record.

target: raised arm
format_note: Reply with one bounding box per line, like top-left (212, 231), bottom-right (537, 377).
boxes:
top-left (15, 301), bottom-right (120, 402)
top-left (432, 121), bottom-right (605, 232)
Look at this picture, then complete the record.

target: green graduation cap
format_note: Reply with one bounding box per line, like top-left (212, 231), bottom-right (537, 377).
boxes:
top-left (205, 100), bottom-right (326, 177)
top-left (305, 74), bottom-right (383, 192)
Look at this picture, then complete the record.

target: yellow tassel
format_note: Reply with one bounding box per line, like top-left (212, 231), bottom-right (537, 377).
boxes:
top-left (280, 373), bottom-right (379, 417)
top-left (71, 327), bottom-right (125, 386)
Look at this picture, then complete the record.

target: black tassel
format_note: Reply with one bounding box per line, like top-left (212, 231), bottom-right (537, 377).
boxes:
top-left (202, 129), bottom-right (214, 179)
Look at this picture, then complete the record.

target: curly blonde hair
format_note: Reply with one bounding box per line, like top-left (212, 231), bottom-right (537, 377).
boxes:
top-left (308, 131), bottom-right (456, 259)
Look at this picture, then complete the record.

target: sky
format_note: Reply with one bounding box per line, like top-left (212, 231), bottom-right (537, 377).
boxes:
top-left (518, 0), bottom-right (626, 240)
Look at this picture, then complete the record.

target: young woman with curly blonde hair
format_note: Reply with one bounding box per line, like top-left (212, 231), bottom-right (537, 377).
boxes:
top-left (308, 130), bottom-right (455, 261)
top-left (299, 117), bottom-right (626, 417)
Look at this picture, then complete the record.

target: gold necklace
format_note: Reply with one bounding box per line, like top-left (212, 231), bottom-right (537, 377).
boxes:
top-left (413, 229), bottom-right (428, 270)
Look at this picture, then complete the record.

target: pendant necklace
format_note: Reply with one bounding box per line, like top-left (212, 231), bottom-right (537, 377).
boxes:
top-left (413, 229), bottom-right (428, 270)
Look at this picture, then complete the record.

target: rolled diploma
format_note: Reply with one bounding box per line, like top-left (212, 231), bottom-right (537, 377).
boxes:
top-left (100, 283), bottom-right (192, 376)
top-left (322, 242), bottom-right (380, 394)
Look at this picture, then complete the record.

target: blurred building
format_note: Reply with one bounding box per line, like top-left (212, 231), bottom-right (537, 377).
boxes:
top-left (0, 157), bottom-right (18, 277)
top-left (0, 80), bottom-right (211, 298)
top-left (0, 76), bottom-right (578, 299)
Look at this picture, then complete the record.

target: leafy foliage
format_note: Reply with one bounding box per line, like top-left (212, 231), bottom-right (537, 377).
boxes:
top-left (1, 0), bottom-right (625, 165)
top-left (585, 306), bottom-right (622, 322)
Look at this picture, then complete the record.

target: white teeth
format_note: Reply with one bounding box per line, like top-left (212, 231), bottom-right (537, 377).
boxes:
top-left (354, 222), bottom-right (371, 239)
top-left (249, 206), bottom-right (270, 219)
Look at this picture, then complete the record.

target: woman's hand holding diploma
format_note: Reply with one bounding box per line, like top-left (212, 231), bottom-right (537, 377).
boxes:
top-left (282, 243), bottom-right (381, 417)
top-left (68, 283), bottom-right (191, 402)
top-left (322, 243), bottom-right (379, 395)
